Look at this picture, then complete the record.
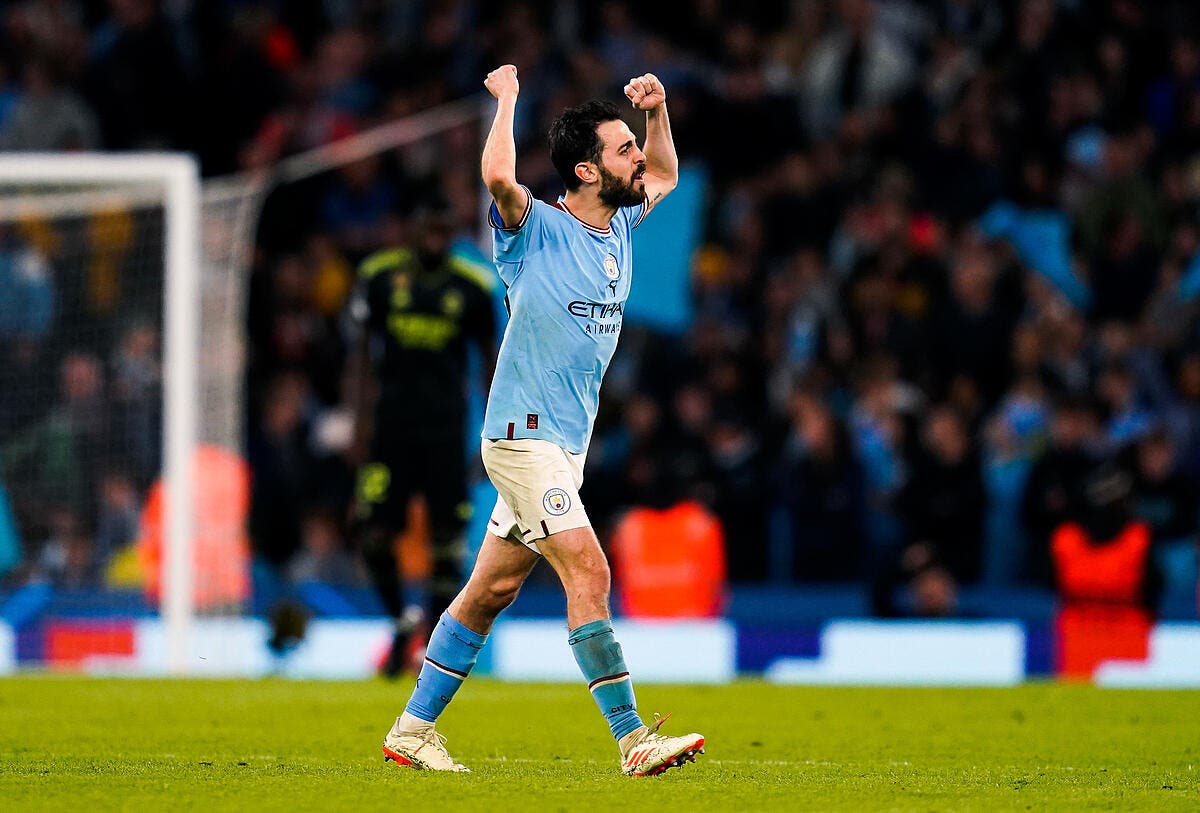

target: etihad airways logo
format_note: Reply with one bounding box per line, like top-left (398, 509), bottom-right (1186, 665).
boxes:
top-left (568, 300), bottom-right (623, 335)
top-left (568, 301), bottom-right (624, 319)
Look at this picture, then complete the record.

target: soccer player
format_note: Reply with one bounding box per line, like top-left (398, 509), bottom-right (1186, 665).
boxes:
top-left (348, 202), bottom-right (497, 677)
top-left (380, 65), bottom-right (706, 776)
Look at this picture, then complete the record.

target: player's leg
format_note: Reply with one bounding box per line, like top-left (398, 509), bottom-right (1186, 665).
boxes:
top-left (421, 433), bottom-right (472, 632)
top-left (383, 514), bottom-right (538, 771)
top-left (404, 526), bottom-right (538, 725)
top-left (536, 524), bottom-right (641, 721)
top-left (478, 439), bottom-right (644, 737)
top-left (536, 522), bottom-right (704, 775)
top-left (445, 531), bottom-right (539, 634)
top-left (477, 437), bottom-right (704, 773)
top-left (352, 449), bottom-right (419, 677)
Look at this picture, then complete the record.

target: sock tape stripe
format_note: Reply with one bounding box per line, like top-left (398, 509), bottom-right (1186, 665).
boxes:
top-left (588, 671), bottom-right (630, 691)
top-left (425, 656), bottom-right (468, 679)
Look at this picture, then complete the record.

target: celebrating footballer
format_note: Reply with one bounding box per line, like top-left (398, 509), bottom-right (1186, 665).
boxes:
top-left (379, 64), bottom-right (705, 777)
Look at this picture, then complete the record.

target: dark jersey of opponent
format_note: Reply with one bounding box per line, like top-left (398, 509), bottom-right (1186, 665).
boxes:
top-left (352, 247), bottom-right (496, 423)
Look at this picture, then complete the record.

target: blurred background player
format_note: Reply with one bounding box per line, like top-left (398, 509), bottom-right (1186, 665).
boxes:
top-left (347, 202), bottom-right (495, 677)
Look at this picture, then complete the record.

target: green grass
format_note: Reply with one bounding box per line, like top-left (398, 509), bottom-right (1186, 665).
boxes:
top-left (0, 678), bottom-right (1197, 811)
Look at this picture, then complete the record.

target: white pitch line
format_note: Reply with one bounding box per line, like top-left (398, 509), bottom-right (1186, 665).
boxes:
top-left (706, 759), bottom-right (806, 766)
top-left (482, 756), bottom-right (806, 767)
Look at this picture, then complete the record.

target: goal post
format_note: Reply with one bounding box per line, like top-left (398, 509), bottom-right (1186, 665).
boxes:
top-left (0, 153), bottom-right (201, 674)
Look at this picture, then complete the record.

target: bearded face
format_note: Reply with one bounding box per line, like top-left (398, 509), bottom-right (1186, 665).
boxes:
top-left (597, 162), bottom-right (646, 208)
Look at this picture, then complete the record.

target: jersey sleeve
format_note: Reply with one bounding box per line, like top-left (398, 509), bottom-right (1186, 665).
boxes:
top-left (489, 186), bottom-right (541, 267)
top-left (624, 196), bottom-right (649, 230)
top-left (605, 198), bottom-right (648, 241)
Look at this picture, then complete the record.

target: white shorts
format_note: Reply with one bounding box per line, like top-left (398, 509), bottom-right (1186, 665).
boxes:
top-left (481, 438), bottom-right (590, 554)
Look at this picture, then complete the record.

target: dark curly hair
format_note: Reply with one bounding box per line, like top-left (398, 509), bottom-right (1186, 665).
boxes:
top-left (548, 100), bottom-right (621, 191)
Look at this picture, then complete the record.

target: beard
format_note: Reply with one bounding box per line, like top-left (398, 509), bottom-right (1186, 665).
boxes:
top-left (597, 164), bottom-right (646, 208)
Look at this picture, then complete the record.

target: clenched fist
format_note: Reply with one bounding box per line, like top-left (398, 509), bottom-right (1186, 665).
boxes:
top-left (624, 73), bottom-right (665, 111)
top-left (485, 65), bottom-right (519, 101)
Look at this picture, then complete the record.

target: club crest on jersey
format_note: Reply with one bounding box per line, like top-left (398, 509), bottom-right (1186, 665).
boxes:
top-left (543, 488), bottom-right (571, 516)
top-left (603, 253), bottom-right (620, 281)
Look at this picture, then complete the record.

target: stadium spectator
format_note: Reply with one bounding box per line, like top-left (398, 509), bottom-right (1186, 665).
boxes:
top-left (898, 404), bottom-right (986, 585)
top-left (871, 536), bottom-right (960, 619)
top-left (0, 228), bottom-right (55, 343)
top-left (287, 509), bottom-right (364, 587)
top-left (322, 154), bottom-right (402, 259)
top-left (1129, 428), bottom-right (1199, 617)
top-left (0, 57), bottom-right (99, 151)
top-left (776, 388), bottom-right (865, 582)
top-left (246, 371), bottom-right (315, 571)
top-left (137, 445), bottom-right (252, 612)
top-left (109, 322), bottom-right (161, 489)
top-left (34, 506), bottom-right (96, 588)
top-left (1051, 464), bottom-right (1160, 679)
top-left (981, 375), bottom-right (1048, 584)
top-left (708, 408), bottom-right (770, 581)
top-left (931, 239), bottom-right (1022, 404)
top-left (1023, 396), bottom-right (1104, 581)
top-left (94, 470), bottom-right (140, 570)
top-left (801, 0), bottom-right (917, 140)
top-left (1, 352), bottom-right (107, 548)
top-left (610, 497), bottom-right (727, 619)
top-left (83, 0), bottom-right (191, 150)
top-left (1165, 351), bottom-right (1200, 481)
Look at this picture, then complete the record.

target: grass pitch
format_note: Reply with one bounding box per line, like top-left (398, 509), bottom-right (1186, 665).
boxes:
top-left (0, 677), bottom-right (1197, 811)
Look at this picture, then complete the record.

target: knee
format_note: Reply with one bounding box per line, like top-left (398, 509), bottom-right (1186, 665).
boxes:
top-left (477, 574), bottom-right (524, 613)
top-left (559, 552), bottom-right (611, 595)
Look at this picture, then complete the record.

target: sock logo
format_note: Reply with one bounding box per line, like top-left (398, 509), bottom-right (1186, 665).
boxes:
top-left (610, 703), bottom-right (634, 714)
top-left (543, 488), bottom-right (571, 515)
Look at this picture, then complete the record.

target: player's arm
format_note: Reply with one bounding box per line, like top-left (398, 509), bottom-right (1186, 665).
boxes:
top-left (624, 72), bottom-right (678, 216)
top-left (481, 65), bottom-right (530, 229)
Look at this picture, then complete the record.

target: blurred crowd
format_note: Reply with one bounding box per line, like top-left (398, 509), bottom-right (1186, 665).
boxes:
top-left (1, 0), bottom-right (1199, 619)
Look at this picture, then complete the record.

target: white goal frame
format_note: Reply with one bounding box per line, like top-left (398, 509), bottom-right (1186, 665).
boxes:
top-left (0, 154), bottom-right (200, 674)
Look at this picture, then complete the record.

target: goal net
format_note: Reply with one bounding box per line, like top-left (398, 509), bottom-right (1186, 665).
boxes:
top-left (0, 96), bottom-right (489, 675)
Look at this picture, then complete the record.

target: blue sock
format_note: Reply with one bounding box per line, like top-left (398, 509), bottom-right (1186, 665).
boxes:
top-left (568, 619), bottom-right (644, 740)
top-left (404, 611), bottom-right (487, 723)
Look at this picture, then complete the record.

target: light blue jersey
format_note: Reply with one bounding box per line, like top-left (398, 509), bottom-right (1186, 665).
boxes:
top-left (483, 188), bottom-right (647, 454)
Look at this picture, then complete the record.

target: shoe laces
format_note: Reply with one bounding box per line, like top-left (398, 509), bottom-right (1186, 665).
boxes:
top-left (643, 712), bottom-right (673, 743)
top-left (420, 728), bottom-right (452, 755)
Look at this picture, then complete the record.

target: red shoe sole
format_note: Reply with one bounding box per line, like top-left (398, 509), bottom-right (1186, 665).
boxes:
top-left (382, 745), bottom-right (417, 768)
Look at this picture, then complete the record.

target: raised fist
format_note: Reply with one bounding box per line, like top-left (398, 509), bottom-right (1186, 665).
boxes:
top-left (485, 65), bottom-right (519, 101)
top-left (624, 73), bottom-right (665, 111)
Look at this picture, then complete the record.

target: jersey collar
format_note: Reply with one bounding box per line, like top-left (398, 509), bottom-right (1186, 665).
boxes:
top-left (555, 198), bottom-right (611, 234)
